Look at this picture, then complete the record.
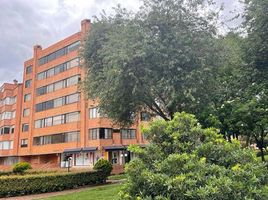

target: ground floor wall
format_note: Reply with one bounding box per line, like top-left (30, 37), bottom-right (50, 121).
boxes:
top-left (0, 149), bottom-right (135, 174)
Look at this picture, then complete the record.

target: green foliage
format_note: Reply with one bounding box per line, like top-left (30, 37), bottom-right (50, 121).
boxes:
top-left (93, 158), bottom-right (113, 177)
top-left (83, 0), bottom-right (221, 125)
top-left (0, 171), bottom-right (106, 197)
top-left (120, 112), bottom-right (268, 200)
top-left (12, 162), bottom-right (32, 174)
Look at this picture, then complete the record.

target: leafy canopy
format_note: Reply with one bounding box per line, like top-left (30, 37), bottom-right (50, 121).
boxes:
top-left (83, 0), bottom-right (221, 125)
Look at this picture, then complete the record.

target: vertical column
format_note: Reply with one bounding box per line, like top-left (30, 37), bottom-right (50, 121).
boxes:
top-left (28, 45), bottom-right (42, 154)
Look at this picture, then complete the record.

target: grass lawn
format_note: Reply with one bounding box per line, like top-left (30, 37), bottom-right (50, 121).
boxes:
top-left (41, 183), bottom-right (122, 200)
top-left (108, 174), bottom-right (127, 180)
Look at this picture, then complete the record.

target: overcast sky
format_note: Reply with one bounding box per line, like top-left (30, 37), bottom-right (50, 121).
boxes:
top-left (0, 0), bottom-right (243, 85)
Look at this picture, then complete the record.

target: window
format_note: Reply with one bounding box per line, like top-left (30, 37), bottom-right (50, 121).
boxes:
top-left (121, 129), bottom-right (136, 139)
top-left (34, 112), bottom-right (80, 128)
top-left (66, 112), bottom-right (80, 123)
top-left (25, 79), bottom-right (32, 88)
top-left (12, 111), bottom-right (16, 119)
top-left (0, 112), bottom-right (13, 120)
top-left (65, 131), bottom-right (80, 142)
top-left (89, 107), bottom-right (100, 119)
top-left (23, 108), bottom-right (30, 117)
top-left (55, 63), bottom-right (66, 74)
top-left (66, 93), bottom-right (80, 104)
top-left (0, 141), bottom-right (13, 150)
top-left (24, 93), bottom-right (31, 102)
top-left (54, 97), bottom-right (64, 107)
top-left (44, 117), bottom-right (53, 127)
top-left (46, 68), bottom-right (54, 78)
top-left (21, 139), bottom-right (28, 148)
top-left (36, 75), bottom-right (80, 96)
top-left (53, 115), bottom-right (63, 125)
top-left (66, 75), bottom-right (80, 87)
top-left (89, 128), bottom-right (112, 140)
top-left (36, 86), bottom-right (46, 96)
top-left (141, 112), bottom-right (151, 121)
top-left (2, 97), bottom-right (16, 105)
top-left (35, 94), bottom-right (79, 112)
top-left (68, 41), bottom-right (81, 52)
top-left (3, 127), bottom-right (10, 134)
top-left (26, 65), bottom-right (33, 74)
top-left (54, 81), bottom-right (64, 91)
top-left (35, 120), bottom-right (43, 128)
top-left (68, 58), bottom-right (80, 69)
top-left (11, 125), bottom-right (15, 134)
top-left (47, 84), bottom-right (54, 93)
top-left (33, 131), bottom-right (80, 146)
top-left (38, 41), bottom-right (80, 66)
top-left (22, 124), bottom-right (29, 132)
top-left (37, 72), bottom-right (46, 80)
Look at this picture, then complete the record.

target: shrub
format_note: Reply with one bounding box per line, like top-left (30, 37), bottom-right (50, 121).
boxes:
top-left (12, 162), bottom-right (32, 174)
top-left (93, 158), bottom-right (113, 177)
top-left (0, 171), bottom-right (106, 197)
top-left (120, 112), bottom-right (268, 200)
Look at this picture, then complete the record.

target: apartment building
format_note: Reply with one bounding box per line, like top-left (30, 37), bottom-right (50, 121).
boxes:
top-left (0, 19), bottom-right (147, 172)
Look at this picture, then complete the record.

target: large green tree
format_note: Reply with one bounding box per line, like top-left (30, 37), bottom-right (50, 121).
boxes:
top-left (120, 112), bottom-right (268, 199)
top-left (83, 0), bottom-right (221, 125)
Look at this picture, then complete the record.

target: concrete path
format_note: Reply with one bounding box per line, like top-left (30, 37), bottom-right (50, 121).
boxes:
top-left (1, 180), bottom-right (122, 200)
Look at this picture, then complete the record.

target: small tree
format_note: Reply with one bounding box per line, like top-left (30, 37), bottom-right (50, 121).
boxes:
top-left (120, 112), bottom-right (268, 199)
top-left (13, 162), bottom-right (32, 174)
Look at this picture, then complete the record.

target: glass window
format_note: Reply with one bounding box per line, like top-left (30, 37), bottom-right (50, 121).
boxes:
top-left (66, 93), bottom-right (80, 104)
top-left (89, 129), bottom-right (98, 140)
top-left (3, 112), bottom-right (12, 119)
top-left (3, 141), bottom-right (9, 150)
top-left (22, 124), bottom-right (29, 132)
top-left (45, 100), bottom-right (54, 110)
top-left (54, 81), bottom-right (64, 91)
top-left (21, 139), bottom-right (28, 147)
top-left (68, 58), bottom-right (80, 69)
top-left (11, 125), bottom-right (15, 134)
top-left (35, 103), bottom-right (43, 112)
top-left (46, 84), bottom-right (54, 93)
top-left (33, 137), bottom-right (42, 146)
top-left (37, 86), bottom-right (47, 96)
top-left (89, 107), bottom-right (100, 119)
top-left (121, 129), bottom-right (136, 139)
top-left (23, 108), bottom-right (30, 117)
top-left (54, 97), bottom-right (64, 107)
top-left (44, 117), bottom-right (53, 127)
top-left (24, 93), bottom-right (31, 102)
top-left (26, 65), bottom-right (33, 74)
top-left (43, 136), bottom-right (51, 145)
top-left (65, 112), bottom-right (80, 123)
top-left (53, 115), bottom-right (63, 125)
top-left (35, 120), bottom-right (43, 128)
top-left (3, 127), bottom-right (10, 134)
top-left (55, 63), bottom-right (66, 74)
top-left (51, 134), bottom-right (63, 144)
top-left (46, 68), bottom-right (55, 78)
top-left (65, 131), bottom-right (80, 142)
top-left (37, 72), bottom-right (46, 80)
top-left (66, 75), bottom-right (80, 87)
top-left (25, 79), bottom-right (32, 88)
top-left (67, 41), bottom-right (81, 52)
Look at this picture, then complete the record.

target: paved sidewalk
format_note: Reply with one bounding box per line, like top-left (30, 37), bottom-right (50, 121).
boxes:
top-left (1, 180), bottom-right (122, 200)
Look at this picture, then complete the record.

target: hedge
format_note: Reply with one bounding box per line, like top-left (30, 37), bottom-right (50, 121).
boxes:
top-left (0, 170), bottom-right (107, 197)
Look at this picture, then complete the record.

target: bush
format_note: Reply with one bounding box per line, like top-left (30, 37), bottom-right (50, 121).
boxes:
top-left (0, 171), bottom-right (106, 197)
top-left (120, 112), bottom-right (268, 200)
top-left (12, 162), bottom-right (32, 174)
top-left (93, 158), bottom-right (113, 177)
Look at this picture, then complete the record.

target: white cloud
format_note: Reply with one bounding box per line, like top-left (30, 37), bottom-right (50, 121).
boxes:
top-left (0, 0), bottom-right (242, 85)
